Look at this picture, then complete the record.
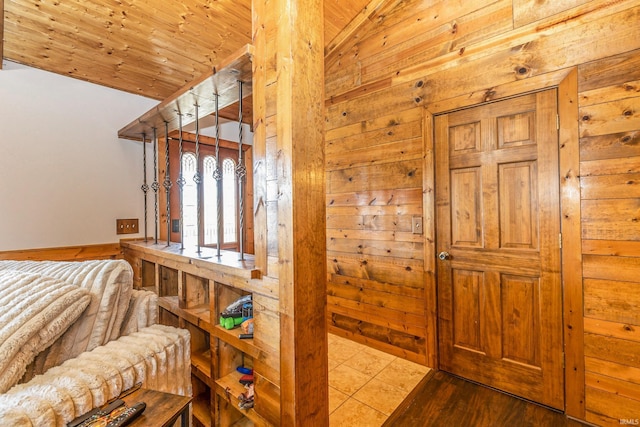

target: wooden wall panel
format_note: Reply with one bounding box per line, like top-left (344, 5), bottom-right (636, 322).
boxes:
top-left (325, 0), bottom-right (640, 423)
top-left (325, 96), bottom-right (427, 361)
top-left (579, 48), bottom-right (640, 423)
top-left (512, 0), bottom-right (591, 28)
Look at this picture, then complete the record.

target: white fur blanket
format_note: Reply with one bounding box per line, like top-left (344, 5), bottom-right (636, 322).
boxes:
top-left (0, 260), bottom-right (133, 378)
top-left (119, 289), bottom-right (158, 336)
top-left (0, 324), bottom-right (191, 427)
top-left (0, 270), bottom-right (92, 393)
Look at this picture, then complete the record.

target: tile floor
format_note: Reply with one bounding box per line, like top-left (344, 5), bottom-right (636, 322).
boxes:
top-left (327, 334), bottom-right (431, 426)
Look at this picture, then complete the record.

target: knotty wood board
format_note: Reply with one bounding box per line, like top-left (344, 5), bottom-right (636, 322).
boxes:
top-left (513, 0), bottom-right (591, 27)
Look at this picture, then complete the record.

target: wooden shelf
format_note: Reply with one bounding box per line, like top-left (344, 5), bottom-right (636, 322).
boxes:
top-left (118, 44), bottom-right (254, 141)
top-left (231, 418), bottom-right (254, 427)
top-left (212, 324), bottom-right (261, 359)
top-left (123, 237), bottom-right (275, 426)
top-left (192, 392), bottom-right (213, 427)
top-left (122, 240), bottom-right (261, 281)
top-left (192, 349), bottom-right (213, 387)
top-left (158, 296), bottom-right (211, 332)
top-left (214, 371), bottom-right (267, 426)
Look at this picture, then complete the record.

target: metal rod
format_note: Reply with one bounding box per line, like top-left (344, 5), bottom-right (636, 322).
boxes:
top-left (152, 127), bottom-right (159, 245)
top-left (236, 80), bottom-right (245, 261)
top-left (214, 93), bottom-right (223, 258)
top-left (176, 113), bottom-right (186, 251)
top-left (141, 134), bottom-right (149, 242)
top-left (194, 103), bottom-right (202, 254)
top-left (163, 121), bottom-right (172, 247)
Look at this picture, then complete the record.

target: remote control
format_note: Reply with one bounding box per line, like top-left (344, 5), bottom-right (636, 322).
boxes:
top-left (105, 402), bottom-right (146, 427)
top-left (69, 399), bottom-right (125, 427)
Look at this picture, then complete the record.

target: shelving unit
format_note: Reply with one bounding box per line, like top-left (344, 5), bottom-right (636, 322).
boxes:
top-left (118, 42), bottom-right (284, 427)
top-left (122, 240), bottom-right (276, 426)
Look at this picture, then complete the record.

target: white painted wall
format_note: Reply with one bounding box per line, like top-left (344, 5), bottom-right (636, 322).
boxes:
top-left (0, 61), bottom-right (158, 251)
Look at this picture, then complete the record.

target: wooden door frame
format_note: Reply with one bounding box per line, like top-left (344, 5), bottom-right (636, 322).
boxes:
top-left (422, 67), bottom-right (583, 418)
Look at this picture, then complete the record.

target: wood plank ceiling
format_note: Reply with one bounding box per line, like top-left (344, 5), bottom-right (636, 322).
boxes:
top-left (2, 0), bottom-right (372, 101)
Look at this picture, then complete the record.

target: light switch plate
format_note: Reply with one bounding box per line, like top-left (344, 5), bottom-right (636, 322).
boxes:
top-left (116, 218), bottom-right (139, 235)
top-left (412, 216), bottom-right (423, 235)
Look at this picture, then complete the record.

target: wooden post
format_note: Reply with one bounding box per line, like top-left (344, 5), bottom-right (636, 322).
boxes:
top-left (0, 0), bottom-right (4, 70)
top-left (253, 0), bottom-right (328, 425)
top-left (558, 68), bottom-right (585, 419)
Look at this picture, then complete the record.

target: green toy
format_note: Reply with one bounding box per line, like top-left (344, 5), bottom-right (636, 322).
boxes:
top-left (219, 294), bottom-right (252, 330)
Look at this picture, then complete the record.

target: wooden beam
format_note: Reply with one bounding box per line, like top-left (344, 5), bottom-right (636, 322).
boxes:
top-left (262, 0), bottom-right (329, 425)
top-left (251, 0), bottom-right (267, 274)
top-left (1, 0), bottom-right (4, 70)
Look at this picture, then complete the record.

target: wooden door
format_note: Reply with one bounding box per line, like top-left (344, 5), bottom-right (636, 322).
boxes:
top-left (435, 90), bottom-right (564, 409)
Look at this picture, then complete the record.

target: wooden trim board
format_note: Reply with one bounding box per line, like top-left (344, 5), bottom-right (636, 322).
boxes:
top-left (0, 243), bottom-right (123, 261)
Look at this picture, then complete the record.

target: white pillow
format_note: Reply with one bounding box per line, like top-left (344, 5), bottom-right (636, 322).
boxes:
top-left (0, 270), bottom-right (91, 392)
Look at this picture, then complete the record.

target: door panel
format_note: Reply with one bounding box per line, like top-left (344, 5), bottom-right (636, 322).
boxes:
top-left (436, 90), bottom-right (564, 409)
top-left (499, 161), bottom-right (538, 249)
top-left (450, 168), bottom-right (482, 247)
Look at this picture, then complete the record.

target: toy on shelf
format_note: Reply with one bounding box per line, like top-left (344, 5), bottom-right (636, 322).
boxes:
top-left (220, 294), bottom-right (253, 330)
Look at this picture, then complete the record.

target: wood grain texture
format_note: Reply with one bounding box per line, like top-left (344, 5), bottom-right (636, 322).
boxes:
top-left (579, 50), bottom-right (640, 421)
top-left (558, 68), bottom-right (586, 419)
top-left (513, 0), bottom-right (591, 27)
top-left (0, 243), bottom-right (122, 261)
top-left (324, 0), bottom-right (392, 59)
top-left (266, 0), bottom-right (329, 425)
top-left (121, 387), bottom-right (191, 427)
top-left (3, 0), bottom-right (369, 100)
top-left (385, 371), bottom-right (590, 427)
top-left (118, 45), bottom-right (254, 141)
top-left (252, 0), bottom-right (268, 275)
top-left (0, 0), bottom-right (3, 70)
top-left (326, 2), bottom-right (640, 423)
top-left (436, 91), bottom-right (564, 409)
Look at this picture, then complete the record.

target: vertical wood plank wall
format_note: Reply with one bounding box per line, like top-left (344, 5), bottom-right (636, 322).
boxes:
top-left (324, 0), bottom-right (640, 424)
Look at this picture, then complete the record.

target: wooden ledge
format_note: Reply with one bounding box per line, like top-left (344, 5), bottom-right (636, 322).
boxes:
top-left (121, 240), bottom-right (260, 280)
top-left (118, 44), bottom-right (254, 141)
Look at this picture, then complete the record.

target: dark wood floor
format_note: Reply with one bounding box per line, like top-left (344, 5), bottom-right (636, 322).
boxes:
top-left (384, 371), bottom-right (590, 427)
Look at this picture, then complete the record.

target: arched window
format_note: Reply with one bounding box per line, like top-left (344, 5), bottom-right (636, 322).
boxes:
top-left (181, 152), bottom-right (198, 247)
top-left (176, 144), bottom-right (246, 252)
top-left (203, 156), bottom-right (218, 245)
top-left (222, 158), bottom-right (237, 243)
